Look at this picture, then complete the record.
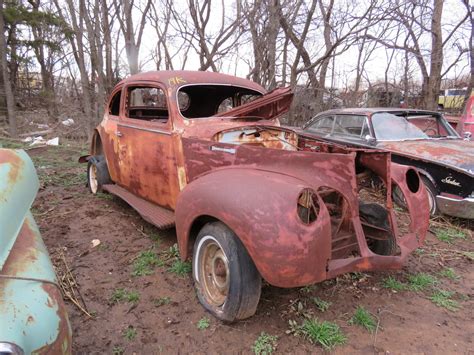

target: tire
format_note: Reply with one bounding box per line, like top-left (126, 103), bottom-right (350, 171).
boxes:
top-left (359, 202), bottom-right (397, 256)
top-left (193, 221), bottom-right (261, 322)
top-left (87, 155), bottom-right (111, 194)
top-left (421, 177), bottom-right (439, 217)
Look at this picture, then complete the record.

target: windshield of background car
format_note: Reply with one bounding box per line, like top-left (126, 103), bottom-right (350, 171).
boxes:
top-left (177, 85), bottom-right (262, 119)
top-left (306, 114), bottom-right (370, 139)
top-left (372, 112), bottom-right (459, 141)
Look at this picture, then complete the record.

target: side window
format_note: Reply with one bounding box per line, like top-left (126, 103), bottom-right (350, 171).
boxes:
top-left (333, 115), bottom-right (366, 138)
top-left (109, 90), bottom-right (121, 116)
top-left (307, 116), bottom-right (334, 134)
top-left (126, 86), bottom-right (168, 123)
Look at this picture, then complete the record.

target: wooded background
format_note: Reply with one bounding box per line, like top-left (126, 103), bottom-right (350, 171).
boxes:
top-left (0, 0), bottom-right (472, 138)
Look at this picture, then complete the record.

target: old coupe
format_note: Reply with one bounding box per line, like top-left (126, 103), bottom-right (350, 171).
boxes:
top-left (81, 71), bottom-right (429, 321)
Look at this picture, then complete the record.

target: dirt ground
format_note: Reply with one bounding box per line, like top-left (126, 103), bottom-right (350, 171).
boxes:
top-left (6, 141), bottom-right (473, 354)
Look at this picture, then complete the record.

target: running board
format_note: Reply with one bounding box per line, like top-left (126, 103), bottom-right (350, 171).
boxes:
top-left (102, 184), bottom-right (175, 229)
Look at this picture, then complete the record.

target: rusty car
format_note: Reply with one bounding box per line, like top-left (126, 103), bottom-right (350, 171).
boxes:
top-left (302, 108), bottom-right (474, 219)
top-left (0, 149), bottom-right (72, 354)
top-left (80, 71), bottom-right (429, 321)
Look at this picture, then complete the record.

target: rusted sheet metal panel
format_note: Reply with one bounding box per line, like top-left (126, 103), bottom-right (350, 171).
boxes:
top-left (0, 149), bottom-right (71, 353)
top-left (103, 184), bottom-right (175, 228)
top-left (214, 87), bottom-right (293, 119)
top-left (176, 168), bottom-right (332, 287)
top-left (379, 140), bottom-right (474, 176)
top-left (0, 149), bottom-right (38, 269)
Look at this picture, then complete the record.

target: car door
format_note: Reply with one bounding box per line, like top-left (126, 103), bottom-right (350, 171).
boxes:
top-left (116, 83), bottom-right (178, 210)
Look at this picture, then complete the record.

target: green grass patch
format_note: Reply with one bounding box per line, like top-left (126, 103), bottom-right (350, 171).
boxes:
top-left (153, 296), bottom-right (171, 307)
top-left (434, 227), bottom-right (467, 244)
top-left (197, 317), bottom-right (210, 330)
top-left (162, 243), bottom-right (180, 259)
top-left (252, 332), bottom-right (278, 355)
top-left (123, 326), bottom-right (137, 340)
top-left (110, 289), bottom-right (140, 304)
top-left (349, 306), bottom-right (377, 333)
top-left (300, 285), bottom-right (317, 293)
top-left (382, 276), bottom-right (406, 291)
top-left (430, 290), bottom-right (460, 311)
top-left (312, 297), bottom-right (331, 312)
top-left (132, 250), bottom-right (163, 276)
top-left (96, 192), bottom-right (114, 200)
top-left (408, 273), bottom-right (437, 292)
top-left (438, 267), bottom-right (460, 280)
top-left (294, 319), bottom-right (346, 350)
top-left (168, 259), bottom-right (192, 276)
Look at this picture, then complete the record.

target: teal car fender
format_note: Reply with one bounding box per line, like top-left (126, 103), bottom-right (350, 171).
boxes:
top-left (0, 149), bottom-right (72, 354)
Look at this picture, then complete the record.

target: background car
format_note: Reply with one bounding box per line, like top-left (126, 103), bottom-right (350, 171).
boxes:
top-left (302, 108), bottom-right (474, 219)
top-left (0, 149), bottom-right (72, 354)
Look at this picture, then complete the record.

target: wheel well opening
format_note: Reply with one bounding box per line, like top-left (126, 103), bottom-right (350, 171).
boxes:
top-left (187, 215), bottom-right (220, 257)
top-left (92, 131), bottom-right (104, 156)
top-left (406, 168), bottom-right (420, 193)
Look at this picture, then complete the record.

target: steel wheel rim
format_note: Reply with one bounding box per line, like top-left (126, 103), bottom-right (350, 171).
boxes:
top-left (89, 164), bottom-right (98, 193)
top-left (199, 240), bottom-right (229, 306)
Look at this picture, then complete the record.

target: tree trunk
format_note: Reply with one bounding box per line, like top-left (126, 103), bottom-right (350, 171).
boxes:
top-left (424, 0), bottom-right (444, 110)
top-left (0, 0), bottom-right (17, 137)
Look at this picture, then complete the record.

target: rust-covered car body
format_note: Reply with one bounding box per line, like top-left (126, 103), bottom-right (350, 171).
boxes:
top-left (0, 149), bottom-right (72, 354)
top-left (83, 71), bottom-right (429, 316)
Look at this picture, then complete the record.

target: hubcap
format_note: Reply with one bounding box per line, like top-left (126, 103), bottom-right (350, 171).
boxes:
top-left (199, 239), bottom-right (230, 306)
top-left (89, 164), bottom-right (98, 193)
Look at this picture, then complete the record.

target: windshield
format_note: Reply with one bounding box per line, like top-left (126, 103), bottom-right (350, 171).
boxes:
top-left (372, 112), bottom-right (459, 141)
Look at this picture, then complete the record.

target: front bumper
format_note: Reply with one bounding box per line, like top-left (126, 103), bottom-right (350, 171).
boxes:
top-left (436, 195), bottom-right (474, 219)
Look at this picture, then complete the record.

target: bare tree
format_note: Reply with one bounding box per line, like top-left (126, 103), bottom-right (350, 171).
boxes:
top-left (114, 0), bottom-right (152, 75)
top-left (172, 0), bottom-right (243, 71)
top-left (241, 0), bottom-right (280, 89)
top-left (366, 0), bottom-right (470, 109)
top-left (0, 0), bottom-right (16, 136)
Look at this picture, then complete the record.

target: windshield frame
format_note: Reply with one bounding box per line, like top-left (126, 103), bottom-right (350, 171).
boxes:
top-left (175, 83), bottom-right (264, 120)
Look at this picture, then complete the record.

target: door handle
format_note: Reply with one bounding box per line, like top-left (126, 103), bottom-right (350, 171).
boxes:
top-left (116, 131), bottom-right (123, 137)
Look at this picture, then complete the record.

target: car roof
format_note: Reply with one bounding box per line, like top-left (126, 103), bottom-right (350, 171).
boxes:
top-left (116, 70), bottom-right (266, 93)
top-left (314, 107), bottom-right (439, 117)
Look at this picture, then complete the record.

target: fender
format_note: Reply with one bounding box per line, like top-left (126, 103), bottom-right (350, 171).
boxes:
top-left (0, 149), bottom-right (72, 353)
top-left (390, 163), bottom-right (429, 243)
top-left (175, 167), bottom-right (333, 288)
top-left (78, 129), bottom-right (102, 163)
top-left (0, 149), bottom-right (39, 267)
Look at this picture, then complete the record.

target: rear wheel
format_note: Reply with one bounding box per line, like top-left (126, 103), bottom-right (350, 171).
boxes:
top-left (87, 155), bottom-right (111, 194)
top-left (193, 221), bottom-right (261, 322)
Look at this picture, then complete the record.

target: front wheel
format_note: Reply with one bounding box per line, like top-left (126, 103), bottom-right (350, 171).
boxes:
top-left (421, 177), bottom-right (439, 216)
top-left (193, 221), bottom-right (261, 322)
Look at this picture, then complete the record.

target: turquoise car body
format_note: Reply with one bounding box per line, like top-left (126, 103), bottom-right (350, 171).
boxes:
top-left (0, 149), bottom-right (72, 354)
